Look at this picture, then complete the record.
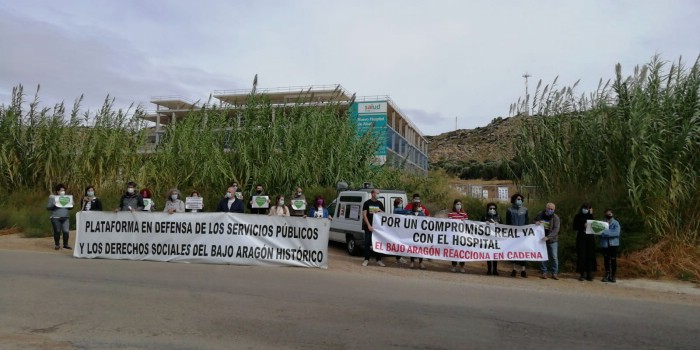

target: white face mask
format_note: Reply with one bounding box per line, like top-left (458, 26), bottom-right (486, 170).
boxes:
top-left (488, 209), bottom-right (496, 215)
top-left (455, 204), bottom-right (462, 210)
top-left (582, 209), bottom-right (589, 214)
top-left (58, 190), bottom-right (66, 196)
top-left (225, 192), bottom-right (232, 198)
top-left (87, 191), bottom-right (95, 197)
top-left (297, 191), bottom-right (302, 196)
top-left (171, 194), bottom-right (178, 201)
top-left (279, 199), bottom-right (284, 206)
top-left (127, 188), bottom-right (135, 194)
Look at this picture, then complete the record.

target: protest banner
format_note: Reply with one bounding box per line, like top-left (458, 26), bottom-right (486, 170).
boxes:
top-left (371, 213), bottom-right (547, 261)
top-left (586, 220), bottom-right (609, 235)
top-left (74, 211), bottom-right (329, 268)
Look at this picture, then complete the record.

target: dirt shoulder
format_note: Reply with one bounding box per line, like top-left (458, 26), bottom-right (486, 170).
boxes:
top-left (2, 232), bottom-right (699, 305)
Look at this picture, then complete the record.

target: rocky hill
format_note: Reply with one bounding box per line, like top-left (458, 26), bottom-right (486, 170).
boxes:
top-left (426, 115), bottom-right (525, 164)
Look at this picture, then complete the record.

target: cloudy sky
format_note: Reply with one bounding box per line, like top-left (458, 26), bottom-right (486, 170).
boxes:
top-left (1, 0), bottom-right (698, 136)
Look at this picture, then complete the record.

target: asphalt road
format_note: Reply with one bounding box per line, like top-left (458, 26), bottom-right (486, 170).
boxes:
top-left (1, 248), bottom-right (699, 350)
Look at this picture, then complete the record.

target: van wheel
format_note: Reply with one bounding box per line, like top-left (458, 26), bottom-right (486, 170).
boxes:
top-left (346, 235), bottom-right (359, 256)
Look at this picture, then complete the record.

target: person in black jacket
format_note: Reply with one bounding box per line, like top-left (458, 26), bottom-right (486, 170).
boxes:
top-left (80, 185), bottom-right (103, 211)
top-left (573, 203), bottom-right (596, 281)
top-left (481, 202), bottom-right (502, 275)
top-left (217, 185), bottom-right (244, 213)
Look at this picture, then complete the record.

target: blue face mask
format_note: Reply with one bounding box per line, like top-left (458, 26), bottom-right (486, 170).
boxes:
top-left (582, 208), bottom-right (589, 214)
top-left (515, 199), bottom-right (523, 206)
top-left (545, 209), bottom-right (554, 215)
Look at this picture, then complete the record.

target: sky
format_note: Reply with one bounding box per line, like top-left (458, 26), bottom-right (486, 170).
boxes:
top-left (1, 0), bottom-right (699, 136)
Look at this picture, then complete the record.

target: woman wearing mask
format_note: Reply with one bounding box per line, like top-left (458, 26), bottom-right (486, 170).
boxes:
top-left (81, 186), bottom-right (103, 211)
top-left (186, 191), bottom-right (204, 213)
top-left (163, 188), bottom-right (185, 214)
top-left (47, 183), bottom-right (72, 250)
top-left (269, 195), bottom-right (290, 216)
top-left (482, 202), bottom-right (502, 275)
top-left (506, 193), bottom-right (529, 278)
top-left (405, 194), bottom-right (430, 269)
top-left (308, 196), bottom-right (330, 219)
top-left (600, 209), bottom-right (621, 283)
top-left (448, 199), bottom-right (468, 273)
top-left (573, 203), bottom-right (595, 281)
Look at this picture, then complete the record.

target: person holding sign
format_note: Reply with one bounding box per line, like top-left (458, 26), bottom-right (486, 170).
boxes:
top-left (308, 196), bottom-right (330, 219)
top-left (248, 184), bottom-right (269, 215)
top-left (163, 188), bottom-right (185, 214)
top-left (361, 189), bottom-right (385, 267)
top-left (217, 185), bottom-right (244, 213)
top-left (269, 195), bottom-right (290, 216)
top-left (573, 203), bottom-right (596, 281)
top-left (140, 188), bottom-right (155, 211)
top-left (80, 186), bottom-right (102, 211)
top-left (115, 181), bottom-right (145, 212)
top-left (600, 209), bottom-right (621, 283)
top-left (289, 187), bottom-right (307, 217)
top-left (448, 199), bottom-right (468, 273)
top-left (46, 183), bottom-right (73, 250)
top-left (482, 202), bottom-right (503, 275)
top-left (405, 193), bottom-right (430, 270)
top-left (506, 193), bottom-right (529, 278)
top-left (186, 191), bottom-right (204, 212)
top-left (535, 203), bottom-right (561, 280)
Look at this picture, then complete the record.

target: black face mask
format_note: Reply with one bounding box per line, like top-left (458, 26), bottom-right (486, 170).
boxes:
top-left (256, 190), bottom-right (262, 194)
top-left (605, 215), bottom-right (613, 219)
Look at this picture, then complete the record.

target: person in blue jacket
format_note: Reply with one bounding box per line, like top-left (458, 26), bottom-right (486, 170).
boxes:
top-left (217, 184), bottom-right (244, 213)
top-left (308, 196), bottom-right (330, 218)
top-left (600, 208), bottom-right (621, 283)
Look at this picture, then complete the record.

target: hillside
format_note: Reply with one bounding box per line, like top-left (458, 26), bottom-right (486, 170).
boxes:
top-left (426, 115), bottom-right (525, 164)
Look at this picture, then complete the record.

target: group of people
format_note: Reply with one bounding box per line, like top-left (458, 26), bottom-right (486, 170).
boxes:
top-left (359, 191), bottom-right (622, 283)
top-left (46, 181), bottom-right (331, 250)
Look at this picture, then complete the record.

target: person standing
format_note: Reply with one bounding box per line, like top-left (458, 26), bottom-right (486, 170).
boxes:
top-left (115, 181), bottom-right (145, 212)
top-left (163, 188), bottom-right (185, 214)
top-left (448, 199), bottom-right (468, 273)
top-left (573, 203), bottom-right (595, 281)
top-left (535, 203), bottom-right (561, 280)
top-left (481, 202), bottom-right (502, 275)
top-left (80, 186), bottom-right (103, 211)
top-left (217, 185), bottom-right (244, 213)
top-left (392, 198), bottom-right (409, 266)
top-left (47, 183), bottom-right (72, 250)
top-left (405, 193), bottom-right (430, 269)
top-left (248, 184), bottom-right (269, 215)
top-left (269, 195), bottom-right (290, 216)
top-left (186, 191), bottom-right (203, 213)
top-left (361, 189), bottom-right (385, 267)
top-left (308, 196), bottom-right (330, 218)
top-left (289, 187), bottom-right (307, 217)
top-left (506, 193), bottom-right (529, 278)
top-left (600, 209), bottom-right (621, 283)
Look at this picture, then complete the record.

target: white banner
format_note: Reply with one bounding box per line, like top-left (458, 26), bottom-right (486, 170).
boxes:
top-left (371, 213), bottom-right (547, 261)
top-left (74, 211), bottom-right (330, 268)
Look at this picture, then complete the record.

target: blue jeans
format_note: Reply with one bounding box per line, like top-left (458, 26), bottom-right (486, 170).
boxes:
top-left (51, 217), bottom-right (70, 246)
top-left (540, 241), bottom-right (558, 275)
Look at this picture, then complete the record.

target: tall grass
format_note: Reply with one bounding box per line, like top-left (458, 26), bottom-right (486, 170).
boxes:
top-left (510, 55), bottom-right (700, 245)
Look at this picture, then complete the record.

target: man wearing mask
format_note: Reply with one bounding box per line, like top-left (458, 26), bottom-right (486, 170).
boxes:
top-left (361, 189), bottom-right (385, 267)
top-left (404, 193), bottom-right (430, 269)
top-left (115, 181), bottom-right (145, 212)
top-left (600, 209), bottom-right (621, 283)
top-left (290, 187), bottom-right (307, 217)
top-left (217, 184), bottom-right (244, 213)
top-left (248, 184), bottom-right (269, 215)
top-left (506, 193), bottom-right (529, 277)
top-left (535, 202), bottom-right (561, 279)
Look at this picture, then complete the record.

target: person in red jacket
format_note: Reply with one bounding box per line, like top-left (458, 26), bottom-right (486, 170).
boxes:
top-left (447, 199), bottom-right (468, 273)
top-left (404, 193), bottom-right (430, 269)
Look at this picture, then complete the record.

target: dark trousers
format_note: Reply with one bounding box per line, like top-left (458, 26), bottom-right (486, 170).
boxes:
top-left (603, 246), bottom-right (618, 276)
top-left (576, 232), bottom-right (596, 277)
top-left (364, 230), bottom-right (381, 261)
top-left (487, 261), bottom-right (498, 272)
top-left (411, 257), bottom-right (423, 263)
top-left (451, 261), bottom-right (465, 267)
top-left (51, 217), bottom-right (70, 246)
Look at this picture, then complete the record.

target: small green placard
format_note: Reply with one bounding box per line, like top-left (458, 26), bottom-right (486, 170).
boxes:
top-left (291, 200), bottom-right (306, 211)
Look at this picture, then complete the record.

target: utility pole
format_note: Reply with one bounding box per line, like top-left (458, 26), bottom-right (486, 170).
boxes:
top-left (455, 116), bottom-right (457, 131)
top-left (522, 72), bottom-right (531, 116)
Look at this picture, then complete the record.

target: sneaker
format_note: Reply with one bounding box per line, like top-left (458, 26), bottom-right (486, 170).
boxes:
top-left (551, 274), bottom-right (559, 280)
top-left (362, 260), bottom-right (369, 267)
top-left (521, 271), bottom-right (528, 278)
top-left (63, 245), bottom-right (72, 250)
top-left (609, 276), bottom-right (616, 283)
top-left (398, 257), bottom-right (408, 264)
top-left (376, 260), bottom-right (386, 267)
top-left (54, 245), bottom-right (60, 250)
top-left (460, 268), bottom-right (466, 273)
top-left (586, 277), bottom-right (594, 282)
top-left (578, 275), bottom-right (585, 281)
top-left (602, 275), bottom-right (609, 282)
top-left (451, 267), bottom-right (457, 273)
top-left (410, 262), bottom-right (415, 269)
top-left (419, 263), bottom-right (426, 270)
top-left (510, 270), bottom-right (517, 278)
top-left (540, 273), bottom-right (547, 279)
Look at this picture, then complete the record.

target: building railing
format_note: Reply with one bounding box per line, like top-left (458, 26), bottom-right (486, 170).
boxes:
top-left (150, 95), bottom-right (195, 103)
top-left (212, 84), bottom-right (350, 97)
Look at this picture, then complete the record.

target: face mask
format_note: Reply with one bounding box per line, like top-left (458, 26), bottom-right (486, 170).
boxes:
top-left (87, 191), bottom-right (95, 197)
top-left (297, 191), bottom-right (302, 196)
top-left (58, 190), bottom-right (66, 196)
top-left (455, 204), bottom-right (462, 210)
top-left (488, 208), bottom-right (496, 215)
top-left (225, 192), bottom-right (232, 199)
top-left (315, 201), bottom-right (322, 207)
top-left (256, 190), bottom-right (262, 194)
top-left (171, 194), bottom-right (178, 201)
top-left (278, 200), bottom-right (284, 206)
top-left (515, 199), bottom-right (523, 206)
top-left (546, 209), bottom-right (554, 215)
top-left (127, 188), bottom-right (135, 194)
top-left (606, 214), bottom-right (613, 219)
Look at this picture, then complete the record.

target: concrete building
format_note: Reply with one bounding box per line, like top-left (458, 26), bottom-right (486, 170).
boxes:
top-left (143, 84), bottom-right (428, 173)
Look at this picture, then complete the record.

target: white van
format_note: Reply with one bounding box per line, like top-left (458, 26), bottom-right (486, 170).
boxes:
top-left (327, 189), bottom-right (407, 255)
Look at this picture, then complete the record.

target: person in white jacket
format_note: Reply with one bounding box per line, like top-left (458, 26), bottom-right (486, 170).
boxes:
top-left (163, 188), bottom-right (185, 214)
